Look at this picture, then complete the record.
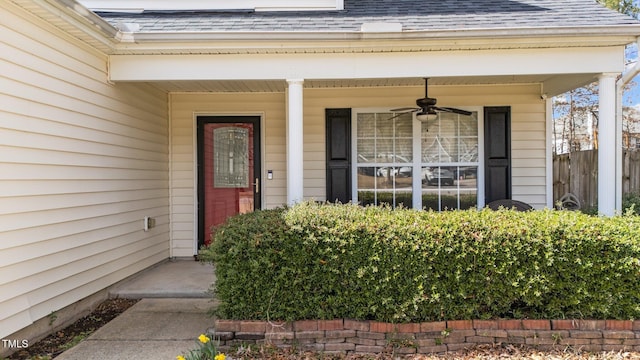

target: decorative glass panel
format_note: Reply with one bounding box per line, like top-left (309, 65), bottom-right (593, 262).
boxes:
top-left (214, 127), bottom-right (249, 188)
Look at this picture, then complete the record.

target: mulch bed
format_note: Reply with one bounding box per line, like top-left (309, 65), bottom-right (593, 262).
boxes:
top-left (6, 298), bottom-right (139, 359)
top-left (230, 344), bottom-right (640, 359)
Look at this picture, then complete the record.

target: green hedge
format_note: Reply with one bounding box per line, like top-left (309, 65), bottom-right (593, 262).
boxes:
top-left (623, 191), bottom-right (640, 215)
top-left (202, 202), bottom-right (640, 322)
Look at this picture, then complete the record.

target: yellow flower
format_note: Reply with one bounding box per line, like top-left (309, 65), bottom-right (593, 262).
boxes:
top-left (215, 353), bottom-right (226, 360)
top-left (198, 334), bottom-right (210, 344)
top-left (176, 356), bottom-right (186, 360)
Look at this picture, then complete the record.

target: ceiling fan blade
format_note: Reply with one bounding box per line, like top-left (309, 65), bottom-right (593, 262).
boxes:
top-left (386, 109), bottom-right (417, 121)
top-left (390, 107), bottom-right (419, 112)
top-left (433, 106), bottom-right (473, 116)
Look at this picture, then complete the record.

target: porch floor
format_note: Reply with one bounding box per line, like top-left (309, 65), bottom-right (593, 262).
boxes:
top-left (109, 258), bottom-right (215, 298)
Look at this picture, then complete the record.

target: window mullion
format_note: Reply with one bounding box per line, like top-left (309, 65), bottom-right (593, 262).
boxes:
top-left (412, 113), bottom-right (422, 210)
top-left (392, 116), bottom-right (396, 208)
top-left (374, 115), bottom-right (377, 205)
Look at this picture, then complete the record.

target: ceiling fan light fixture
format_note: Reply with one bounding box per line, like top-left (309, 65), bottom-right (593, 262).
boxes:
top-left (416, 110), bottom-right (438, 122)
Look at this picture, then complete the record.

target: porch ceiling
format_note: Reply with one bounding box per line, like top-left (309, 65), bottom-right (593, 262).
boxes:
top-left (150, 74), bottom-right (596, 96)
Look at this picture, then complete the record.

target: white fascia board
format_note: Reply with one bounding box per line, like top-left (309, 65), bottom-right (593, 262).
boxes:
top-left (79, 0), bottom-right (342, 12)
top-left (109, 47), bottom-right (624, 82)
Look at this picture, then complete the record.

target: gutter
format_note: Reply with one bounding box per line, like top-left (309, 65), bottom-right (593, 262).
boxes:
top-left (615, 37), bottom-right (640, 211)
top-left (126, 25), bottom-right (640, 43)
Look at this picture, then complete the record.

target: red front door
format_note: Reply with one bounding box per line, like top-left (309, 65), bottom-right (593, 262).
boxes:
top-left (198, 117), bottom-right (261, 247)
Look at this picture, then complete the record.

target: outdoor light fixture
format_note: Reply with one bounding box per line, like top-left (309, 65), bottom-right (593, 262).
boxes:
top-left (416, 110), bottom-right (438, 122)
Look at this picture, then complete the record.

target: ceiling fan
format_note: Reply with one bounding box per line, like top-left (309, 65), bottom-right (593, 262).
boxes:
top-left (390, 78), bottom-right (472, 121)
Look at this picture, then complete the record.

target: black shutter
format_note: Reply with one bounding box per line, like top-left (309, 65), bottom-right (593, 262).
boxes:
top-left (325, 108), bottom-right (352, 203)
top-left (484, 106), bottom-right (511, 203)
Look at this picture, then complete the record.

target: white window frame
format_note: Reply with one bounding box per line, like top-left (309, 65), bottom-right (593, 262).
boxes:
top-left (351, 107), bottom-right (485, 210)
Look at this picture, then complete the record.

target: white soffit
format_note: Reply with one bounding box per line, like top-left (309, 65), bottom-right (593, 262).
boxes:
top-left (147, 76), bottom-right (554, 93)
top-left (78, 0), bottom-right (343, 12)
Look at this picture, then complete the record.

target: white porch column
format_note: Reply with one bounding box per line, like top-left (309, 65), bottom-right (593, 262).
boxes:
top-left (598, 73), bottom-right (617, 216)
top-left (286, 79), bottom-right (304, 205)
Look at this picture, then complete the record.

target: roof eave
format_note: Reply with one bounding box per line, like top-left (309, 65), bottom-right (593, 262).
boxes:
top-left (53, 0), bottom-right (120, 36)
top-left (14, 0), bottom-right (121, 52)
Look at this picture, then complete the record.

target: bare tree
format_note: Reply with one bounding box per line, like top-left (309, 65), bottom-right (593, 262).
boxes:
top-left (623, 105), bottom-right (640, 149)
top-left (552, 83), bottom-right (599, 154)
top-left (552, 0), bottom-right (640, 153)
top-left (553, 79), bottom-right (640, 154)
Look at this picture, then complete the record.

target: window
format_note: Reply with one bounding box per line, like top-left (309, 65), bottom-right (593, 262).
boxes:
top-left (356, 112), bottom-right (413, 208)
top-left (354, 109), bottom-right (480, 210)
top-left (421, 112), bottom-right (478, 210)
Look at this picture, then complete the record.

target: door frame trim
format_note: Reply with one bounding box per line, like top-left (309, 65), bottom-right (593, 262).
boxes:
top-left (195, 115), bottom-right (263, 250)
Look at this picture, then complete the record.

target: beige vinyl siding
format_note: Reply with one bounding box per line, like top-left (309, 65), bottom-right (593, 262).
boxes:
top-left (511, 102), bottom-right (548, 207)
top-left (0, 2), bottom-right (169, 339)
top-left (170, 84), bottom-right (547, 255)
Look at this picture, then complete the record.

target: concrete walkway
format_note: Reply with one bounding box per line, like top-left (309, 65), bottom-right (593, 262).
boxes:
top-left (55, 259), bottom-right (219, 360)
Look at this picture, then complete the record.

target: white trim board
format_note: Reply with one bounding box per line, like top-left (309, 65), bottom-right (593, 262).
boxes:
top-left (109, 47), bottom-right (623, 84)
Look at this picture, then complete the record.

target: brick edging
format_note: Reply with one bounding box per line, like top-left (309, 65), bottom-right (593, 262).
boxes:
top-left (213, 319), bottom-right (640, 354)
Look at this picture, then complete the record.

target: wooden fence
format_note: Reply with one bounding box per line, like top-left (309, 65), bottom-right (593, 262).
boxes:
top-left (553, 149), bottom-right (640, 209)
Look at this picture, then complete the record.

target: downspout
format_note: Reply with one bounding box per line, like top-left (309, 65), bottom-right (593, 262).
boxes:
top-left (615, 37), bottom-right (640, 212)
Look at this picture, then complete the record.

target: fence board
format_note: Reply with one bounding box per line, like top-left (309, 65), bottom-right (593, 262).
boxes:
top-left (553, 149), bottom-right (640, 210)
top-left (553, 153), bottom-right (569, 205)
top-left (624, 150), bottom-right (640, 194)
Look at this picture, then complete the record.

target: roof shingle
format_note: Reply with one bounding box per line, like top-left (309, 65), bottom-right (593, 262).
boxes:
top-left (96, 0), bottom-right (640, 33)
